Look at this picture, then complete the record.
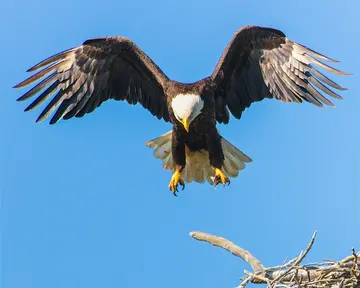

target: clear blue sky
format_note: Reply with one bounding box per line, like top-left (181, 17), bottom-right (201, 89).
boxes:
top-left (1, 0), bottom-right (359, 287)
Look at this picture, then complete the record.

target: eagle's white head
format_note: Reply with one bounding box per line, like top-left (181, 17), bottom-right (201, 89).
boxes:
top-left (171, 94), bottom-right (204, 132)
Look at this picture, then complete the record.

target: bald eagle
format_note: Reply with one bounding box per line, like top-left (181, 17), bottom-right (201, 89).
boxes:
top-left (14, 26), bottom-right (348, 195)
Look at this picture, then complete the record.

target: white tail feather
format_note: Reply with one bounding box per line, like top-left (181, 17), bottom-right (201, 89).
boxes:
top-left (145, 131), bottom-right (252, 185)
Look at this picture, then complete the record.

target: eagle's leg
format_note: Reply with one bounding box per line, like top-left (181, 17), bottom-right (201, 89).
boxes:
top-left (168, 130), bottom-right (186, 195)
top-left (206, 129), bottom-right (230, 186)
top-left (213, 168), bottom-right (230, 186)
top-left (168, 169), bottom-right (185, 195)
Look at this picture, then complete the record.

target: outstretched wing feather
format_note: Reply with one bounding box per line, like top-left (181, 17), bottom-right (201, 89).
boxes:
top-left (14, 37), bottom-right (170, 124)
top-left (212, 26), bottom-right (348, 124)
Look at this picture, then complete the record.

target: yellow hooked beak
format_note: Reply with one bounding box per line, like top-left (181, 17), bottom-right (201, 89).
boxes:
top-left (181, 118), bottom-right (190, 132)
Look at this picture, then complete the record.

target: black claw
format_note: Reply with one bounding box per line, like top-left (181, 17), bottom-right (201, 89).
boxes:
top-left (213, 176), bottom-right (231, 188)
top-left (181, 183), bottom-right (185, 190)
top-left (173, 192), bottom-right (178, 197)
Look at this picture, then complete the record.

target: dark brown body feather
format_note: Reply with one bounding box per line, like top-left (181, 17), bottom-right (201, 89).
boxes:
top-left (14, 26), bottom-right (348, 175)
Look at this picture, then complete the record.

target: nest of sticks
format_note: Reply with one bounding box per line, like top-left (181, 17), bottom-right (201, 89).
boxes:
top-left (190, 231), bottom-right (359, 288)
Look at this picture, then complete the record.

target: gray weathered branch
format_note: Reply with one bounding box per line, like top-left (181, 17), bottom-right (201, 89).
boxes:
top-left (189, 231), bottom-right (264, 273)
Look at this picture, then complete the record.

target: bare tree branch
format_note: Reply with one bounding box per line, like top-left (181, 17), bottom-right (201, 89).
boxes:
top-left (189, 231), bottom-right (264, 273)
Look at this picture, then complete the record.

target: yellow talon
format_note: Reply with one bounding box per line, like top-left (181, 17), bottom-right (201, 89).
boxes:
top-left (168, 169), bottom-right (185, 195)
top-left (213, 168), bottom-right (230, 186)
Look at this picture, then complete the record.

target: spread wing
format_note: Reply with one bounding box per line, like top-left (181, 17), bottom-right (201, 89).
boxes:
top-left (212, 26), bottom-right (349, 124)
top-left (14, 37), bottom-right (170, 124)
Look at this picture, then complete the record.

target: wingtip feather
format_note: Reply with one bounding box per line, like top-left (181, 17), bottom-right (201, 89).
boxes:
top-left (35, 116), bottom-right (45, 123)
top-left (13, 83), bottom-right (22, 89)
top-left (26, 47), bottom-right (77, 73)
top-left (293, 42), bottom-right (339, 63)
top-left (26, 67), bottom-right (36, 73)
top-left (13, 81), bottom-right (29, 89)
top-left (17, 96), bottom-right (26, 102)
top-left (49, 118), bottom-right (59, 125)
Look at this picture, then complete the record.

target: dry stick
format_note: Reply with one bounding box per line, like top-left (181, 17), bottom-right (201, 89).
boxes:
top-left (270, 231), bottom-right (317, 285)
top-left (268, 261), bottom-right (359, 284)
top-left (243, 269), bottom-right (272, 286)
top-left (189, 231), bottom-right (264, 273)
top-left (265, 257), bottom-right (298, 272)
top-left (237, 276), bottom-right (252, 288)
top-left (340, 252), bottom-right (360, 265)
top-left (266, 246), bottom-right (359, 284)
